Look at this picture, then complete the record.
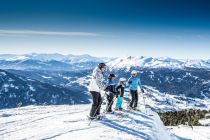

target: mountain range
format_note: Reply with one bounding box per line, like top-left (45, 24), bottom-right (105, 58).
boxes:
top-left (0, 53), bottom-right (209, 109)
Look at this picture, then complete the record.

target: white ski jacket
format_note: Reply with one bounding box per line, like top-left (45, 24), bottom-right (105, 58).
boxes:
top-left (89, 67), bottom-right (105, 92)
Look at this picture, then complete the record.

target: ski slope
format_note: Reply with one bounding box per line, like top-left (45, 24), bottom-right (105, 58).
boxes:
top-left (0, 104), bottom-right (178, 140)
top-left (168, 126), bottom-right (210, 140)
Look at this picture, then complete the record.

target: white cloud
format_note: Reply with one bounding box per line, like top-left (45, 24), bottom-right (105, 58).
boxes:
top-left (0, 29), bottom-right (99, 37)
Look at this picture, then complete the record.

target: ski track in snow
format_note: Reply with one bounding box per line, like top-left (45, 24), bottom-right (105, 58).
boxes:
top-left (0, 104), bottom-right (179, 140)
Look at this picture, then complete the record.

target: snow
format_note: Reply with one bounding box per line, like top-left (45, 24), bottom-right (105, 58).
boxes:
top-left (107, 56), bottom-right (210, 70)
top-left (0, 104), bottom-right (179, 140)
top-left (42, 76), bottom-right (52, 79)
top-left (1, 54), bottom-right (210, 70)
top-left (0, 86), bottom-right (209, 140)
top-left (63, 76), bottom-right (72, 80)
top-left (184, 59), bottom-right (210, 69)
top-left (0, 72), bottom-right (7, 76)
top-left (199, 118), bottom-right (210, 126)
top-left (5, 55), bottom-right (29, 61)
top-left (28, 85), bottom-right (36, 91)
top-left (71, 76), bottom-right (90, 86)
top-left (0, 53), bottom-right (110, 63)
top-left (2, 84), bottom-right (9, 92)
top-left (168, 126), bottom-right (210, 140)
top-left (138, 86), bottom-right (210, 112)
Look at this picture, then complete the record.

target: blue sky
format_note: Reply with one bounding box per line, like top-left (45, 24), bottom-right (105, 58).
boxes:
top-left (0, 0), bottom-right (210, 59)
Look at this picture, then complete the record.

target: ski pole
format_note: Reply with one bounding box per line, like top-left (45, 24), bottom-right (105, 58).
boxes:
top-left (142, 92), bottom-right (147, 114)
top-left (143, 96), bottom-right (147, 114)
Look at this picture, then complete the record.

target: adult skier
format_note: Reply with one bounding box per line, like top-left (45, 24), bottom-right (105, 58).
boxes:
top-left (115, 77), bottom-right (126, 111)
top-left (127, 70), bottom-right (144, 110)
top-left (89, 63), bottom-right (106, 119)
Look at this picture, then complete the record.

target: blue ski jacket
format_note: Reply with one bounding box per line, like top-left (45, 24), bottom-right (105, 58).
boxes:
top-left (127, 76), bottom-right (143, 91)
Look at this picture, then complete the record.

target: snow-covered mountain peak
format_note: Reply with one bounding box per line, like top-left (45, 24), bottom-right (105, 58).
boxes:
top-left (0, 53), bottom-right (210, 70)
top-left (107, 56), bottom-right (210, 70)
top-left (0, 53), bottom-right (111, 64)
top-left (5, 55), bottom-right (29, 61)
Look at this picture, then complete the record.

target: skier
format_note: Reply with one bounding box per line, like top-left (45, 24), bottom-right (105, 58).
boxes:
top-left (105, 74), bottom-right (117, 113)
top-left (89, 63), bottom-right (106, 120)
top-left (115, 77), bottom-right (126, 111)
top-left (127, 70), bottom-right (144, 110)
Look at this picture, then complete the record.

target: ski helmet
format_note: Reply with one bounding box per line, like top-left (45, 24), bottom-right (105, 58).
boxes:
top-left (119, 77), bottom-right (126, 82)
top-left (98, 63), bottom-right (106, 69)
top-left (109, 74), bottom-right (115, 78)
top-left (131, 70), bottom-right (138, 75)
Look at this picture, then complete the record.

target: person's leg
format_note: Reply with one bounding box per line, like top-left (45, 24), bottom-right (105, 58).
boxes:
top-left (106, 93), bottom-right (110, 111)
top-left (116, 97), bottom-right (120, 109)
top-left (129, 90), bottom-right (135, 108)
top-left (119, 87), bottom-right (124, 109)
top-left (106, 92), bottom-right (114, 112)
top-left (134, 90), bottom-right (138, 108)
top-left (90, 91), bottom-right (100, 117)
top-left (118, 97), bottom-right (123, 109)
top-left (96, 92), bottom-right (102, 115)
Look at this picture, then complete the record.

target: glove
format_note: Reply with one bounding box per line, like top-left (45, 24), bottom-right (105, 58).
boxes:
top-left (116, 91), bottom-right (120, 96)
top-left (141, 89), bottom-right (144, 93)
top-left (128, 80), bottom-right (132, 84)
top-left (100, 90), bottom-right (106, 97)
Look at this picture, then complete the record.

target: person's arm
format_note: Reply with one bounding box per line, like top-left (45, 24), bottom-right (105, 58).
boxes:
top-left (115, 84), bottom-right (121, 97)
top-left (126, 77), bottom-right (132, 86)
top-left (95, 69), bottom-right (105, 90)
top-left (104, 80), bottom-right (110, 92)
top-left (116, 84), bottom-right (121, 91)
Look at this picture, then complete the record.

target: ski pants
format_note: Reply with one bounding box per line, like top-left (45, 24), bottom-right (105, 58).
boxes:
top-left (90, 91), bottom-right (102, 117)
top-left (106, 92), bottom-right (115, 112)
top-left (129, 90), bottom-right (138, 108)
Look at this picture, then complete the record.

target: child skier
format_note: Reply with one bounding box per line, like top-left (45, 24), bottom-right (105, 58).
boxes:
top-left (127, 70), bottom-right (144, 110)
top-left (115, 77), bottom-right (127, 111)
top-left (105, 74), bottom-right (117, 113)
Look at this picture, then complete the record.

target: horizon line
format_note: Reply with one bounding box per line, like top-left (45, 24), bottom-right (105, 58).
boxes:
top-left (0, 52), bottom-right (209, 61)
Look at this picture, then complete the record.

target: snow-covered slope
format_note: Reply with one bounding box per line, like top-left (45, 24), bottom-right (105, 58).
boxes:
top-left (0, 104), bottom-right (179, 140)
top-left (137, 86), bottom-right (210, 112)
top-left (107, 56), bottom-right (210, 70)
top-left (0, 69), bottom-right (90, 109)
top-left (0, 85), bottom-right (209, 140)
top-left (168, 126), bottom-right (210, 140)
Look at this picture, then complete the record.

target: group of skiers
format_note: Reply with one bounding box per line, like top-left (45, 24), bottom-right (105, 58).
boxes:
top-left (89, 63), bottom-right (144, 120)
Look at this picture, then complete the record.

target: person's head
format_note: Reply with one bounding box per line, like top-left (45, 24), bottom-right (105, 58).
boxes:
top-left (119, 77), bottom-right (126, 85)
top-left (131, 70), bottom-right (137, 77)
top-left (108, 74), bottom-right (115, 80)
top-left (98, 63), bottom-right (106, 73)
